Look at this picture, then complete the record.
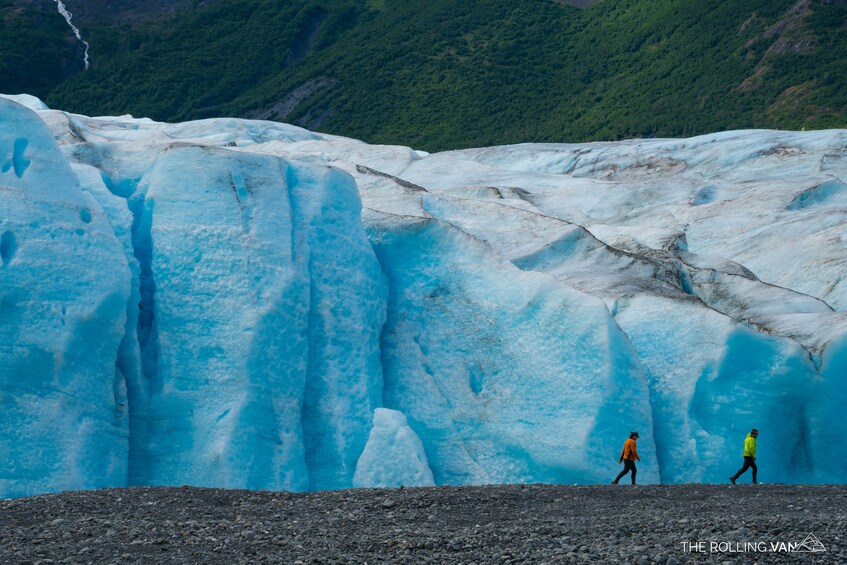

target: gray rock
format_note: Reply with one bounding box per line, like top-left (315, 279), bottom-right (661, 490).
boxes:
top-left (0, 484), bottom-right (844, 565)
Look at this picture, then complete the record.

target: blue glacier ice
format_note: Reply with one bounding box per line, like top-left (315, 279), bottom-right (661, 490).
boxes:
top-left (0, 97), bottom-right (130, 498)
top-left (353, 408), bottom-right (434, 488)
top-left (1, 94), bottom-right (846, 497)
top-left (127, 147), bottom-right (386, 491)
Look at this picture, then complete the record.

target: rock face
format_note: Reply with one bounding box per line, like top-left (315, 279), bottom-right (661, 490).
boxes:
top-left (1, 95), bottom-right (846, 497)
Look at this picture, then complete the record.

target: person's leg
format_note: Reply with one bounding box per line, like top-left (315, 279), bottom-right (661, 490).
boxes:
top-left (733, 458), bottom-right (751, 480)
top-left (630, 461), bottom-right (637, 485)
top-left (613, 465), bottom-right (628, 484)
top-left (751, 459), bottom-right (758, 483)
top-left (613, 460), bottom-right (635, 484)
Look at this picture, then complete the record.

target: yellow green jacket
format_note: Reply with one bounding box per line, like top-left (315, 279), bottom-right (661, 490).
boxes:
top-left (743, 434), bottom-right (757, 458)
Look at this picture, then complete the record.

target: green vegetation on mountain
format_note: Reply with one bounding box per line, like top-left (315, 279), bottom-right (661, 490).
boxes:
top-left (0, 0), bottom-right (85, 99)
top-left (8, 0), bottom-right (847, 150)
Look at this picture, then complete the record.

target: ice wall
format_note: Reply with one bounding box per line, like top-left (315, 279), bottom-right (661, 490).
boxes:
top-left (0, 98), bottom-right (129, 497)
top-left (1, 96), bottom-right (845, 496)
top-left (1, 99), bottom-right (387, 495)
top-left (110, 146), bottom-right (387, 491)
top-left (97, 137), bottom-right (386, 492)
top-left (370, 219), bottom-right (656, 485)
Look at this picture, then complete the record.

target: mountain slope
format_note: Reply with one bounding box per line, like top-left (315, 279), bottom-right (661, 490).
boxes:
top-left (0, 0), bottom-right (86, 98)
top-left (7, 0), bottom-right (847, 151)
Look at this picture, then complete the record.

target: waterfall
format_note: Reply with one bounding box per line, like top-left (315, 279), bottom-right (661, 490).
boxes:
top-left (53, 0), bottom-right (90, 69)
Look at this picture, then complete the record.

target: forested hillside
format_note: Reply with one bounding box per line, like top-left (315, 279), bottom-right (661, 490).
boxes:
top-left (0, 0), bottom-right (86, 99)
top-left (3, 0), bottom-right (845, 150)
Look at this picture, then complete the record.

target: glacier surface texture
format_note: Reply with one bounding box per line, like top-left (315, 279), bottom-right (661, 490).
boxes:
top-left (1, 94), bottom-right (846, 497)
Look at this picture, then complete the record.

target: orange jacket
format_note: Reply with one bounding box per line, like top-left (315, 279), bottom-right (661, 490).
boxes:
top-left (620, 438), bottom-right (640, 462)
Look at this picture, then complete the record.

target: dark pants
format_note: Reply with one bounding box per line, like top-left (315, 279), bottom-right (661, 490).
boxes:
top-left (614, 460), bottom-right (637, 484)
top-left (732, 456), bottom-right (758, 483)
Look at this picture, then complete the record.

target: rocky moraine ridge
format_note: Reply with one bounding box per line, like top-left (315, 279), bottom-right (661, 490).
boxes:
top-left (1, 485), bottom-right (845, 564)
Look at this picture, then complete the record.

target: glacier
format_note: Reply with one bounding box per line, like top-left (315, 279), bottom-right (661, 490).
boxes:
top-left (1, 93), bottom-right (845, 497)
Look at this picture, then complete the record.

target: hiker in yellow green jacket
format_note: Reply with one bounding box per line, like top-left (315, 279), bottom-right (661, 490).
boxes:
top-left (729, 429), bottom-right (759, 484)
top-left (612, 431), bottom-right (640, 485)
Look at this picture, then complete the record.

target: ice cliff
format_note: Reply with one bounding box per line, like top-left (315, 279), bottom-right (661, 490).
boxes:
top-left (1, 94), bottom-right (845, 497)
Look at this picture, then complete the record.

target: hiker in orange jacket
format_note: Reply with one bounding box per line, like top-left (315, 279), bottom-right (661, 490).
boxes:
top-left (612, 431), bottom-right (640, 485)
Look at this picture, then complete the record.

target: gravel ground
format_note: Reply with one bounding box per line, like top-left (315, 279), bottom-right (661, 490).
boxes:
top-left (1, 484), bottom-right (844, 564)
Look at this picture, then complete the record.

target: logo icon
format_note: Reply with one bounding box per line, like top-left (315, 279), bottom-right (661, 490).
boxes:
top-left (795, 533), bottom-right (826, 553)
